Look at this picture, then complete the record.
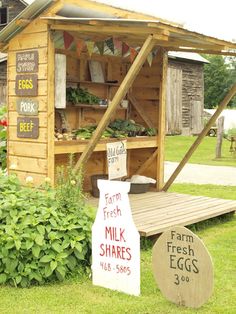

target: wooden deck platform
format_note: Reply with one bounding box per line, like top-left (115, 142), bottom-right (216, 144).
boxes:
top-left (88, 192), bottom-right (236, 237)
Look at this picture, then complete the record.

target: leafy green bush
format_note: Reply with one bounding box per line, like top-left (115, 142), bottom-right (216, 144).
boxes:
top-left (0, 106), bottom-right (7, 170)
top-left (0, 170), bottom-right (95, 288)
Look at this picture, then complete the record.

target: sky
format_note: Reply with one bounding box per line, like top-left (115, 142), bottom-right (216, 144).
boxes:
top-left (25, 0), bottom-right (236, 42)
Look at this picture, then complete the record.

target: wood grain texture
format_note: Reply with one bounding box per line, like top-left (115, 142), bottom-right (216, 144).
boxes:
top-left (88, 191), bottom-right (236, 237)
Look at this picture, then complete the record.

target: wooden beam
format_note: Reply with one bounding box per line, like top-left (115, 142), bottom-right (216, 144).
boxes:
top-left (73, 34), bottom-right (157, 172)
top-left (167, 47), bottom-right (236, 57)
top-left (136, 148), bottom-right (158, 175)
top-left (47, 31), bottom-right (55, 185)
top-left (149, 22), bottom-right (236, 50)
top-left (128, 93), bottom-right (155, 128)
top-left (50, 23), bottom-right (169, 41)
top-left (156, 49), bottom-right (168, 190)
top-left (162, 83), bottom-right (236, 191)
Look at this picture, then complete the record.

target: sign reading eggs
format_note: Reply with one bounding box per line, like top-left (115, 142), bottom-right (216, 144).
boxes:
top-left (92, 180), bottom-right (140, 296)
top-left (15, 74), bottom-right (38, 96)
top-left (152, 226), bottom-right (213, 308)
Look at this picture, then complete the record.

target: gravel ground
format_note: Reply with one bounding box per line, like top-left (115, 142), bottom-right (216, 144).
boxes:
top-left (164, 161), bottom-right (236, 186)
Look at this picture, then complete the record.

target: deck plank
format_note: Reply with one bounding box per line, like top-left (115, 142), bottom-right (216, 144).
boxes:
top-left (88, 192), bottom-right (236, 237)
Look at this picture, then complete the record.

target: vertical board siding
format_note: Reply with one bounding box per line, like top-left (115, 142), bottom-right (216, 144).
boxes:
top-left (7, 21), bottom-right (49, 186)
top-left (166, 66), bottom-right (182, 134)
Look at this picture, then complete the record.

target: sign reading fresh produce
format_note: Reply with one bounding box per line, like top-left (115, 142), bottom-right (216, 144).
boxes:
top-left (106, 140), bottom-right (127, 180)
top-left (15, 74), bottom-right (38, 96)
top-left (17, 117), bottom-right (39, 139)
top-left (92, 180), bottom-right (140, 296)
top-left (152, 226), bottom-right (213, 308)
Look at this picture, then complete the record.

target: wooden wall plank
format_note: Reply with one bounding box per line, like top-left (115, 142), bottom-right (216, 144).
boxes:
top-left (8, 64), bottom-right (48, 81)
top-left (8, 141), bottom-right (47, 158)
top-left (8, 156), bottom-right (47, 174)
top-left (8, 48), bottom-right (48, 66)
top-left (8, 96), bottom-right (48, 112)
top-left (8, 80), bottom-right (48, 96)
top-left (8, 126), bottom-right (47, 143)
top-left (9, 170), bottom-right (46, 187)
top-left (9, 32), bottom-right (48, 51)
top-left (8, 111), bottom-right (48, 127)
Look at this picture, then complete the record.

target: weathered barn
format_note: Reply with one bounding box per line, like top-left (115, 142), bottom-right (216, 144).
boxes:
top-left (0, 0), bottom-right (27, 31)
top-left (166, 52), bottom-right (209, 135)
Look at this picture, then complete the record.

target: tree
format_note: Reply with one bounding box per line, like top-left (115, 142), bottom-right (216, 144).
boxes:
top-left (203, 55), bottom-right (234, 108)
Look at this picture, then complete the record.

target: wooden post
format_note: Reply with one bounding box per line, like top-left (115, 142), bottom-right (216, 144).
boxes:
top-left (215, 116), bottom-right (224, 158)
top-left (162, 83), bottom-right (236, 191)
top-left (73, 35), bottom-right (157, 172)
top-left (156, 49), bottom-right (168, 190)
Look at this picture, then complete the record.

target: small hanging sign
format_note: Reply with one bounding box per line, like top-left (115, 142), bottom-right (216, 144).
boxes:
top-left (16, 50), bottom-right (39, 73)
top-left (17, 117), bottom-right (39, 139)
top-left (106, 140), bottom-right (127, 180)
top-left (16, 98), bottom-right (39, 116)
top-left (92, 180), bottom-right (140, 296)
top-left (152, 226), bottom-right (214, 308)
top-left (15, 74), bottom-right (38, 96)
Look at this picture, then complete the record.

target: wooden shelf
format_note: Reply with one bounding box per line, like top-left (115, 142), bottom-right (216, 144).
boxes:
top-left (54, 136), bottom-right (158, 155)
top-left (67, 79), bottom-right (119, 87)
top-left (73, 103), bottom-right (126, 110)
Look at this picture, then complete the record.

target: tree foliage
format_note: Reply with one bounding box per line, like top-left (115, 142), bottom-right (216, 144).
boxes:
top-left (203, 55), bottom-right (236, 108)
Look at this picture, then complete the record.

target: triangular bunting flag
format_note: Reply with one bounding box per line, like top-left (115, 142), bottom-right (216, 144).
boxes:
top-left (96, 41), bottom-right (105, 55)
top-left (63, 31), bottom-right (74, 50)
top-left (147, 52), bottom-right (153, 67)
top-left (114, 38), bottom-right (122, 52)
top-left (86, 40), bottom-right (95, 57)
top-left (122, 42), bottom-right (130, 56)
top-left (105, 38), bottom-right (115, 54)
top-left (130, 47), bottom-right (138, 63)
top-left (76, 39), bottom-right (85, 57)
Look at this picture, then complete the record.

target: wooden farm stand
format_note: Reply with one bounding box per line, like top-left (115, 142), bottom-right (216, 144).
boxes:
top-left (0, 0), bottom-right (236, 234)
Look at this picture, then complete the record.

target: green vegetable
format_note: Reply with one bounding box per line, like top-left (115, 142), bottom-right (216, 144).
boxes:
top-left (66, 87), bottom-right (100, 105)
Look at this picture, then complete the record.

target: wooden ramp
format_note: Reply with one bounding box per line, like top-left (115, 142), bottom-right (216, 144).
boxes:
top-left (88, 192), bottom-right (236, 237)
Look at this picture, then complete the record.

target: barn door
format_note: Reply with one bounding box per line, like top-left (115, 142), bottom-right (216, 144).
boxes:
top-left (191, 100), bottom-right (203, 134)
top-left (166, 66), bottom-right (182, 134)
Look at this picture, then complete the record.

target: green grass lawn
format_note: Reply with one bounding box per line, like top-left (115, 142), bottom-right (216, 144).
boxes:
top-left (0, 184), bottom-right (235, 314)
top-left (165, 135), bottom-right (236, 167)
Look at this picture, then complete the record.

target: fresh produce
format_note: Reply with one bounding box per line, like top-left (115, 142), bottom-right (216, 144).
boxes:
top-left (54, 120), bottom-right (157, 141)
top-left (66, 87), bottom-right (100, 105)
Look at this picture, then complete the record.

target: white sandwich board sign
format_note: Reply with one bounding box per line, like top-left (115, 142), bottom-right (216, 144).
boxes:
top-left (92, 180), bottom-right (140, 296)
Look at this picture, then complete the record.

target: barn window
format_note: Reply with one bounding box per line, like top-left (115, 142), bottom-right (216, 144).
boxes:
top-left (0, 7), bottom-right (8, 25)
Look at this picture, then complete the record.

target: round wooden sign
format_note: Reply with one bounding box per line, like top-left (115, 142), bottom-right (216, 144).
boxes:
top-left (152, 226), bottom-right (213, 308)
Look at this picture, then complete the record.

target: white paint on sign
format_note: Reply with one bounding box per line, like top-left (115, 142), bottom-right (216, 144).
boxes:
top-left (152, 226), bottom-right (214, 308)
top-left (106, 140), bottom-right (127, 180)
top-left (17, 99), bottom-right (39, 115)
top-left (92, 180), bottom-right (140, 296)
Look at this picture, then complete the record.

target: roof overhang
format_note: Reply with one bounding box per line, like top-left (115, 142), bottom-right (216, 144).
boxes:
top-left (42, 16), bottom-right (236, 55)
top-left (0, 0), bottom-right (235, 56)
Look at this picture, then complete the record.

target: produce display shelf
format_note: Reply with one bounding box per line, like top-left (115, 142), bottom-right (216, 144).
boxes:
top-left (54, 136), bottom-right (158, 154)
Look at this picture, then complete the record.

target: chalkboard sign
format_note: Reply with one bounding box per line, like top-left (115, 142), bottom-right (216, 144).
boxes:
top-left (152, 226), bottom-right (213, 308)
top-left (15, 74), bottom-right (38, 96)
top-left (17, 117), bottom-right (39, 139)
top-left (17, 99), bottom-right (39, 116)
top-left (16, 50), bottom-right (38, 73)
